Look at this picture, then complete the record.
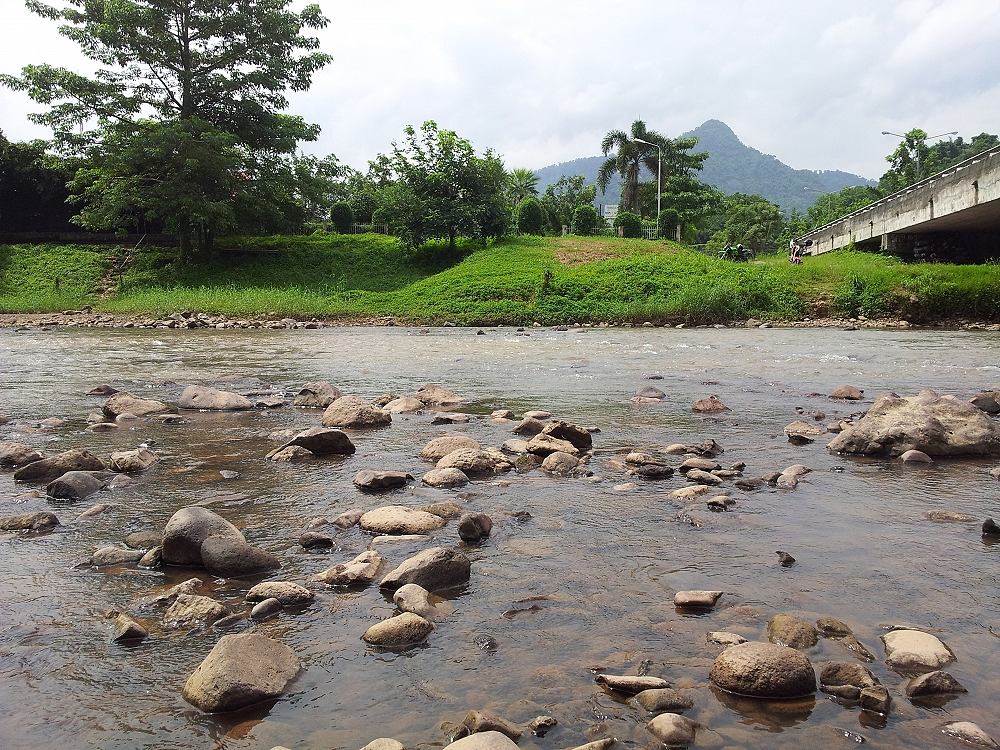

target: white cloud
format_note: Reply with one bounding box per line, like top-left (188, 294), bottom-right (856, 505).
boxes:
top-left (2, 0), bottom-right (999, 179)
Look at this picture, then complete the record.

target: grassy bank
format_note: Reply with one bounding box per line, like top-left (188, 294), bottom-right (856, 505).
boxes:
top-left (3, 234), bottom-right (1000, 324)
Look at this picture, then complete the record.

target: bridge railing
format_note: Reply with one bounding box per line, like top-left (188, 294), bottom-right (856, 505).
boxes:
top-left (795, 143), bottom-right (1000, 243)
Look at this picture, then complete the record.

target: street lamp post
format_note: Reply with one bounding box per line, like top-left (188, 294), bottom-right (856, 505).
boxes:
top-left (881, 130), bottom-right (958, 181)
top-left (634, 137), bottom-right (662, 229)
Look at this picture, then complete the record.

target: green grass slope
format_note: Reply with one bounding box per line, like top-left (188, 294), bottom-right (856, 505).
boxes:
top-left (2, 233), bottom-right (999, 324)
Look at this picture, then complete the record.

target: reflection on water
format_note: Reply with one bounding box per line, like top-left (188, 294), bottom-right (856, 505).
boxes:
top-left (1, 326), bottom-right (999, 749)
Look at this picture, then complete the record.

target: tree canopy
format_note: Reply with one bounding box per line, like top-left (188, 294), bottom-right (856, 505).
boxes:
top-left (2, 0), bottom-right (331, 257)
top-left (372, 121), bottom-right (510, 249)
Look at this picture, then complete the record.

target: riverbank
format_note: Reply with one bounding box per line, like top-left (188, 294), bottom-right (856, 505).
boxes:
top-left (2, 234), bottom-right (999, 325)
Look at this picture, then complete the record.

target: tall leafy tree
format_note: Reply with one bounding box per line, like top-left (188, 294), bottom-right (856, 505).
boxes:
top-left (878, 129), bottom-right (934, 193)
top-left (540, 175), bottom-right (596, 233)
top-left (2, 0), bottom-right (331, 258)
top-left (372, 121), bottom-right (510, 250)
top-left (597, 119), bottom-right (707, 215)
top-left (0, 129), bottom-right (77, 232)
top-left (508, 168), bottom-right (539, 204)
top-left (708, 193), bottom-right (783, 252)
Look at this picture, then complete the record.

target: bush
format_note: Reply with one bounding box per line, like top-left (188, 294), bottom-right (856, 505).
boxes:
top-left (613, 211), bottom-right (642, 239)
top-left (330, 201), bottom-right (355, 233)
top-left (517, 198), bottom-right (544, 234)
top-left (571, 204), bottom-right (598, 235)
top-left (657, 208), bottom-right (680, 239)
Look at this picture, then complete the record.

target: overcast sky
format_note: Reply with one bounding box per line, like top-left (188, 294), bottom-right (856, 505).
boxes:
top-left (2, 0), bottom-right (998, 178)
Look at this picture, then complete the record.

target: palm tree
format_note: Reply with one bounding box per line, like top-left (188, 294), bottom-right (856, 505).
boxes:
top-left (508, 168), bottom-right (539, 204)
top-left (597, 119), bottom-right (667, 215)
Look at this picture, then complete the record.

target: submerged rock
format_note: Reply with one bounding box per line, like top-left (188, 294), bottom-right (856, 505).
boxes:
top-left (91, 546), bottom-right (144, 566)
top-left (595, 674), bottom-right (669, 694)
top-left (182, 633), bottom-right (300, 713)
top-left (415, 383), bottom-right (463, 406)
top-left (827, 390), bottom-right (1000, 457)
top-left (384, 396), bottom-right (425, 413)
top-left (178, 385), bottom-right (252, 410)
top-left (463, 711), bottom-right (522, 741)
top-left (354, 470), bottom-right (412, 492)
top-left (267, 445), bottom-right (315, 462)
top-left (692, 395), bottom-right (730, 413)
top-left (905, 670), bottom-right (967, 698)
top-left (111, 612), bottom-right (148, 643)
top-left (942, 722), bottom-right (999, 749)
top-left (109, 447), bottom-right (158, 473)
top-left (631, 687), bottom-right (694, 712)
top-left (710, 641), bottom-right (816, 698)
top-left (900, 449), bottom-right (934, 464)
top-left (830, 385), bottom-right (864, 400)
top-left (164, 594), bottom-right (229, 627)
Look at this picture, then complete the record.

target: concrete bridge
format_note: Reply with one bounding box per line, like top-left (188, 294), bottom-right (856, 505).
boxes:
top-left (796, 145), bottom-right (1000, 261)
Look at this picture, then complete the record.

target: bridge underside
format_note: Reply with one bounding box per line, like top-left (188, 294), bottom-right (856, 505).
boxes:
top-left (853, 201), bottom-right (1000, 262)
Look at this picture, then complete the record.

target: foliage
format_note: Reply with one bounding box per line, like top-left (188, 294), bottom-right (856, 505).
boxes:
top-left (5, 238), bottom-right (1000, 324)
top-left (571, 204), bottom-right (598, 235)
top-left (597, 119), bottom-right (707, 215)
top-left (707, 193), bottom-right (783, 252)
top-left (613, 211), bottom-right (642, 239)
top-left (372, 121), bottom-right (510, 249)
top-left (330, 202), bottom-right (355, 233)
top-left (642, 173), bottom-right (725, 239)
top-left (2, 0), bottom-right (331, 258)
top-left (540, 175), bottom-right (596, 233)
top-left (0, 130), bottom-right (77, 232)
top-left (508, 168), bottom-right (539, 204)
top-left (517, 198), bottom-right (544, 234)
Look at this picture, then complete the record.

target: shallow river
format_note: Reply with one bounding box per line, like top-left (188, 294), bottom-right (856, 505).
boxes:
top-left (1, 326), bottom-right (998, 750)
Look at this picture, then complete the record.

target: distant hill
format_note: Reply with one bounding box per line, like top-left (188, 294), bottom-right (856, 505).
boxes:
top-left (533, 119), bottom-right (875, 213)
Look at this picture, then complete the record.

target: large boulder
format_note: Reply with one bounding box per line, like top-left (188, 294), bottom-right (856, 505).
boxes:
top-left (293, 381), bottom-right (342, 408)
top-left (379, 547), bottom-right (471, 592)
top-left (0, 511), bottom-right (60, 531)
top-left (13, 448), bottom-right (105, 483)
top-left (162, 506), bottom-right (245, 566)
top-left (881, 629), bottom-right (955, 674)
top-left (384, 396), bottom-right (425, 413)
top-left (709, 641), bottom-right (817, 698)
top-left (321, 396), bottom-right (391, 428)
top-left (46, 470), bottom-right (104, 501)
top-left (421, 467), bottom-right (470, 488)
top-left (354, 470), bottom-right (412, 492)
top-left (436, 448), bottom-right (510, 477)
top-left (103, 391), bottom-right (171, 419)
top-left (420, 434), bottom-right (480, 461)
top-left (182, 633), bottom-right (300, 713)
top-left (360, 506), bottom-right (446, 535)
top-left (415, 383), bottom-right (462, 406)
top-left (827, 390), bottom-right (1000, 457)
top-left (200, 536), bottom-right (281, 578)
top-left (109, 447), bottom-right (158, 473)
top-left (178, 385), bottom-right (253, 411)
top-left (0, 442), bottom-right (45, 469)
top-left (539, 420), bottom-right (592, 452)
top-left (280, 427), bottom-right (355, 456)
top-left (164, 594), bottom-right (229, 627)
top-left (526, 433), bottom-right (579, 457)
top-left (245, 581), bottom-right (314, 606)
top-left (446, 732), bottom-right (519, 750)
top-left (313, 550), bottom-right (384, 586)
top-left (362, 612), bottom-right (433, 647)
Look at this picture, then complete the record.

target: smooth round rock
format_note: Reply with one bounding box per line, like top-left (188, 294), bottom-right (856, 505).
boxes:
top-left (710, 641), bottom-right (817, 698)
top-left (362, 612), bottom-right (433, 647)
top-left (360, 506), bottom-right (447, 535)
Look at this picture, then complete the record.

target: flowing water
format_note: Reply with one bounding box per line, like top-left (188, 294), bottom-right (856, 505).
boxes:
top-left (0, 326), bottom-right (998, 750)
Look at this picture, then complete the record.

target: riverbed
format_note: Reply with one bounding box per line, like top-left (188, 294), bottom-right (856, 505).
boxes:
top-left (1, 326), bottom-right (998, 750)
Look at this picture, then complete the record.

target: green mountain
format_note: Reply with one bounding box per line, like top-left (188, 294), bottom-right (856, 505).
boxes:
top-left (534, 119), bottom-right (874, 213)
